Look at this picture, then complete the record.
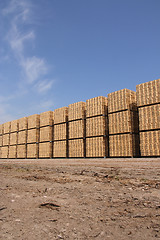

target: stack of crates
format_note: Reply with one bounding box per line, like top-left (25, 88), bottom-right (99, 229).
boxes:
top-left (53, 107), bottom-right (68, 158)
top-left (136, 79), bottom-right (160, 156)
top-left (0, 124), bottom-right (2, 158)
top-left (17, 117), bottom-right (28, 158)
top-left (86, 96), bottom-right (108, 157)
top-left (68, 102), bottom-right (86, 157)
top-left (9, 120), bottom-right (18, 158)
top-left (39, 111), bottom-right (53, 158)
top-left (108, 89), bottom-right (140, 157)
top-left (27, 114), bottom-right (40, 158)
top-left (1, 122), bottom-right (11, 158)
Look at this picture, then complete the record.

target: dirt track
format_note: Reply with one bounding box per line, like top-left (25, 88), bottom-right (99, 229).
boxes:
top-left (0, 158), bottom-right (160, 240)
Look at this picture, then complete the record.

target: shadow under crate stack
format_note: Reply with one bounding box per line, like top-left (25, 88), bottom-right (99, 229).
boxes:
top-left (108, 89), bottom-right (140, 157)
top-left (86, 96), bottom-right (108, 157)
top-left (1, 122), bottom-right (11, 158)
top-left (27, 114), bottom-right (40, 158)
top-left (136, 79), bottom-right (160, 156)
top-left (39, 111), bottom-right (53, 158)
top-left (9, 120), bottom-right (18, 158)
top-left (17, 117), bottom-right (28, 158)
top-left (53, 107), bottom-right (68, 158)
top-left (68, 102), bottom-right (86, 158)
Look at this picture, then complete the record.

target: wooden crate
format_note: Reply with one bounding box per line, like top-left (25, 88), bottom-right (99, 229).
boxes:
top-left (2, 134), bottom-right (10, 146)
top-left (40, 126), bottom-right (53, 142)
top-left (18, 117), bottom-right (28, 131)
top-left (54, 123), bottom-right (67, 141)
top-left (39, 142), bottom-right (52, 158)
top-left (0, 124), bottom-right (3, 135)
top-left (18, 130), bottom-right (27, 144)
top-left (68, 139), bottom-right (84, 157)
top-left (27, 129), bottom-right (39, 143)
top-left (27, 114), bottom-right (40, 129)
top-left (10, 132), bottom-right (17, 145)
top-left (40, 111), bottom-right (53, 127)
top-left (53, 141), bottom-right (67, 158)
top-left (109, 134), bottom-right (139, 157)
top-left (86, 116), bottom-right (108, 137)
top-left (27, 143), bottom-right (38, 158)
top-left (86, 96), bottom-right (108, 117)
top-left (136, 79), bottom-right (160, 107)
top-left (140, 130), bottom-right (160, 156)
top-left (3, 122), bottom-right (11, 134)
top-left (0, 135), bottom-right (2, 146)
top-left (1, 146), bottom-right (9, 158)
top-left (10, 120), bottom-right (18, 133)
top-left (108, 89), bottom-right (137, 113)
top-left (17, 144), bottom-right (26, 158)
top-left (86, 136), bottom-right (108, 157)
top-left (68, 102), bottom-right (86, 121)
top-left (54, 107), bottom-right (68, 124)
top-left (68, 120), bottom-right (85, 139)
top-left (9, 145), bottom-right (17, 159)
top-left (138, 104), bottom-right (160, 131)
top-left (109, 110), bottom-right (139, 134)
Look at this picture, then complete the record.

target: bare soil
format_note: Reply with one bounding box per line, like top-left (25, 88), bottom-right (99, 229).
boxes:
top-left (0, 158), bottom-right (160, 240)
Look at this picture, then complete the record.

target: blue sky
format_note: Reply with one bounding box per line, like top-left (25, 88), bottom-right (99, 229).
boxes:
top-left (0, 0), bottom-right (160, 123)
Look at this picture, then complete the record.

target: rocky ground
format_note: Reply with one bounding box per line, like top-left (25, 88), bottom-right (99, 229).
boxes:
top-left (0, 158), bottom-right (160, 240)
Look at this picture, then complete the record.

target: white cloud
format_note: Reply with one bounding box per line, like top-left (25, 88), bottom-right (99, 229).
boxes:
top-left (36, 79), bottom-right (54, 93)
top-left (21, 56), bottom-right (48, 83)
top-left (0, 0), bottom-right (55, 123)
top-left (3, 0), bottom-right (54, 90)
top-left (2, 0), bottom-right (31, 22)
top-left (9, 28), bottom-right (35, 55)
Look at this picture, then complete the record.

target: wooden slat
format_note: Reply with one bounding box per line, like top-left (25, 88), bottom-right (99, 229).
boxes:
top-left (39, 142), bottom-right (52, 158)
top-left (136, 79), bottom-right (160, 107)
top-left (53, 141), bottom-right (67, 157)
top-left (54, 107), bottom-right (68, 124)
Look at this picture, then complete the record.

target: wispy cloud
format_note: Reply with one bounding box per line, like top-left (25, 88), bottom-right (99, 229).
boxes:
top-left (0, 0), bottom-right (55, 121)
top-left (36, 79), bottom-right (54, 93)
top-left (21, 56), bottom-right (48, 83)
top-left (2, 0), bottom-right (30, 17)
top-left (3, 0), bottom-right (54, 91)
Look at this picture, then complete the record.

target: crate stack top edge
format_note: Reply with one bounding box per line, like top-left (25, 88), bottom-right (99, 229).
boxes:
top-left (54, 107), bottom-right (68, 124)
top-left (108, 88), bottom-right (137, 113)
top-left (18, 117), bottom-right (28, 131)
top-left (3, 121), bottom-right (11, 134)
top-left (27, 114), bottom-right (40, 129)
top-left (68, 101), bottom-right (86, 121)
top-left (40, 111), bottom-right (54, 127)
top-left (10, 119), bottom-right (18, 133)
top-left (86, 96), bottom-right (108, 118)
top-left (0, 124), bottom-right (3, 135)
top-left (136, 79), bottom-right (160, 107)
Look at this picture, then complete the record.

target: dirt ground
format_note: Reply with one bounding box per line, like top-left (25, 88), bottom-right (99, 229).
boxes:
top-left (0, 158), bottom-right (160, 240)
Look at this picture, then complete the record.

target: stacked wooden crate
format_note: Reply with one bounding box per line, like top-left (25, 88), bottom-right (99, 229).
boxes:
top-left (1, 122), bottom-right (11, 158)
top-left (68, 102), bottom-right (86, 157)
top-left (86, 96), bottom-right (108, 157)
top-left (108, 89), bottom-right (140, 157)
top-left (9, 120), bottom-right (18, 158)
top-left (136, 79), bottom-right (160, 156)
top-left (53, 107), bottom-right (68, 158)
top-left (0, 124), bottom-right (3, 158)
top-left (17, 117), bottom-right (28, 158)
top-left (39, 111), bottom-right (53, 158)
top-left (27, 114), bottom-right (40, 158)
